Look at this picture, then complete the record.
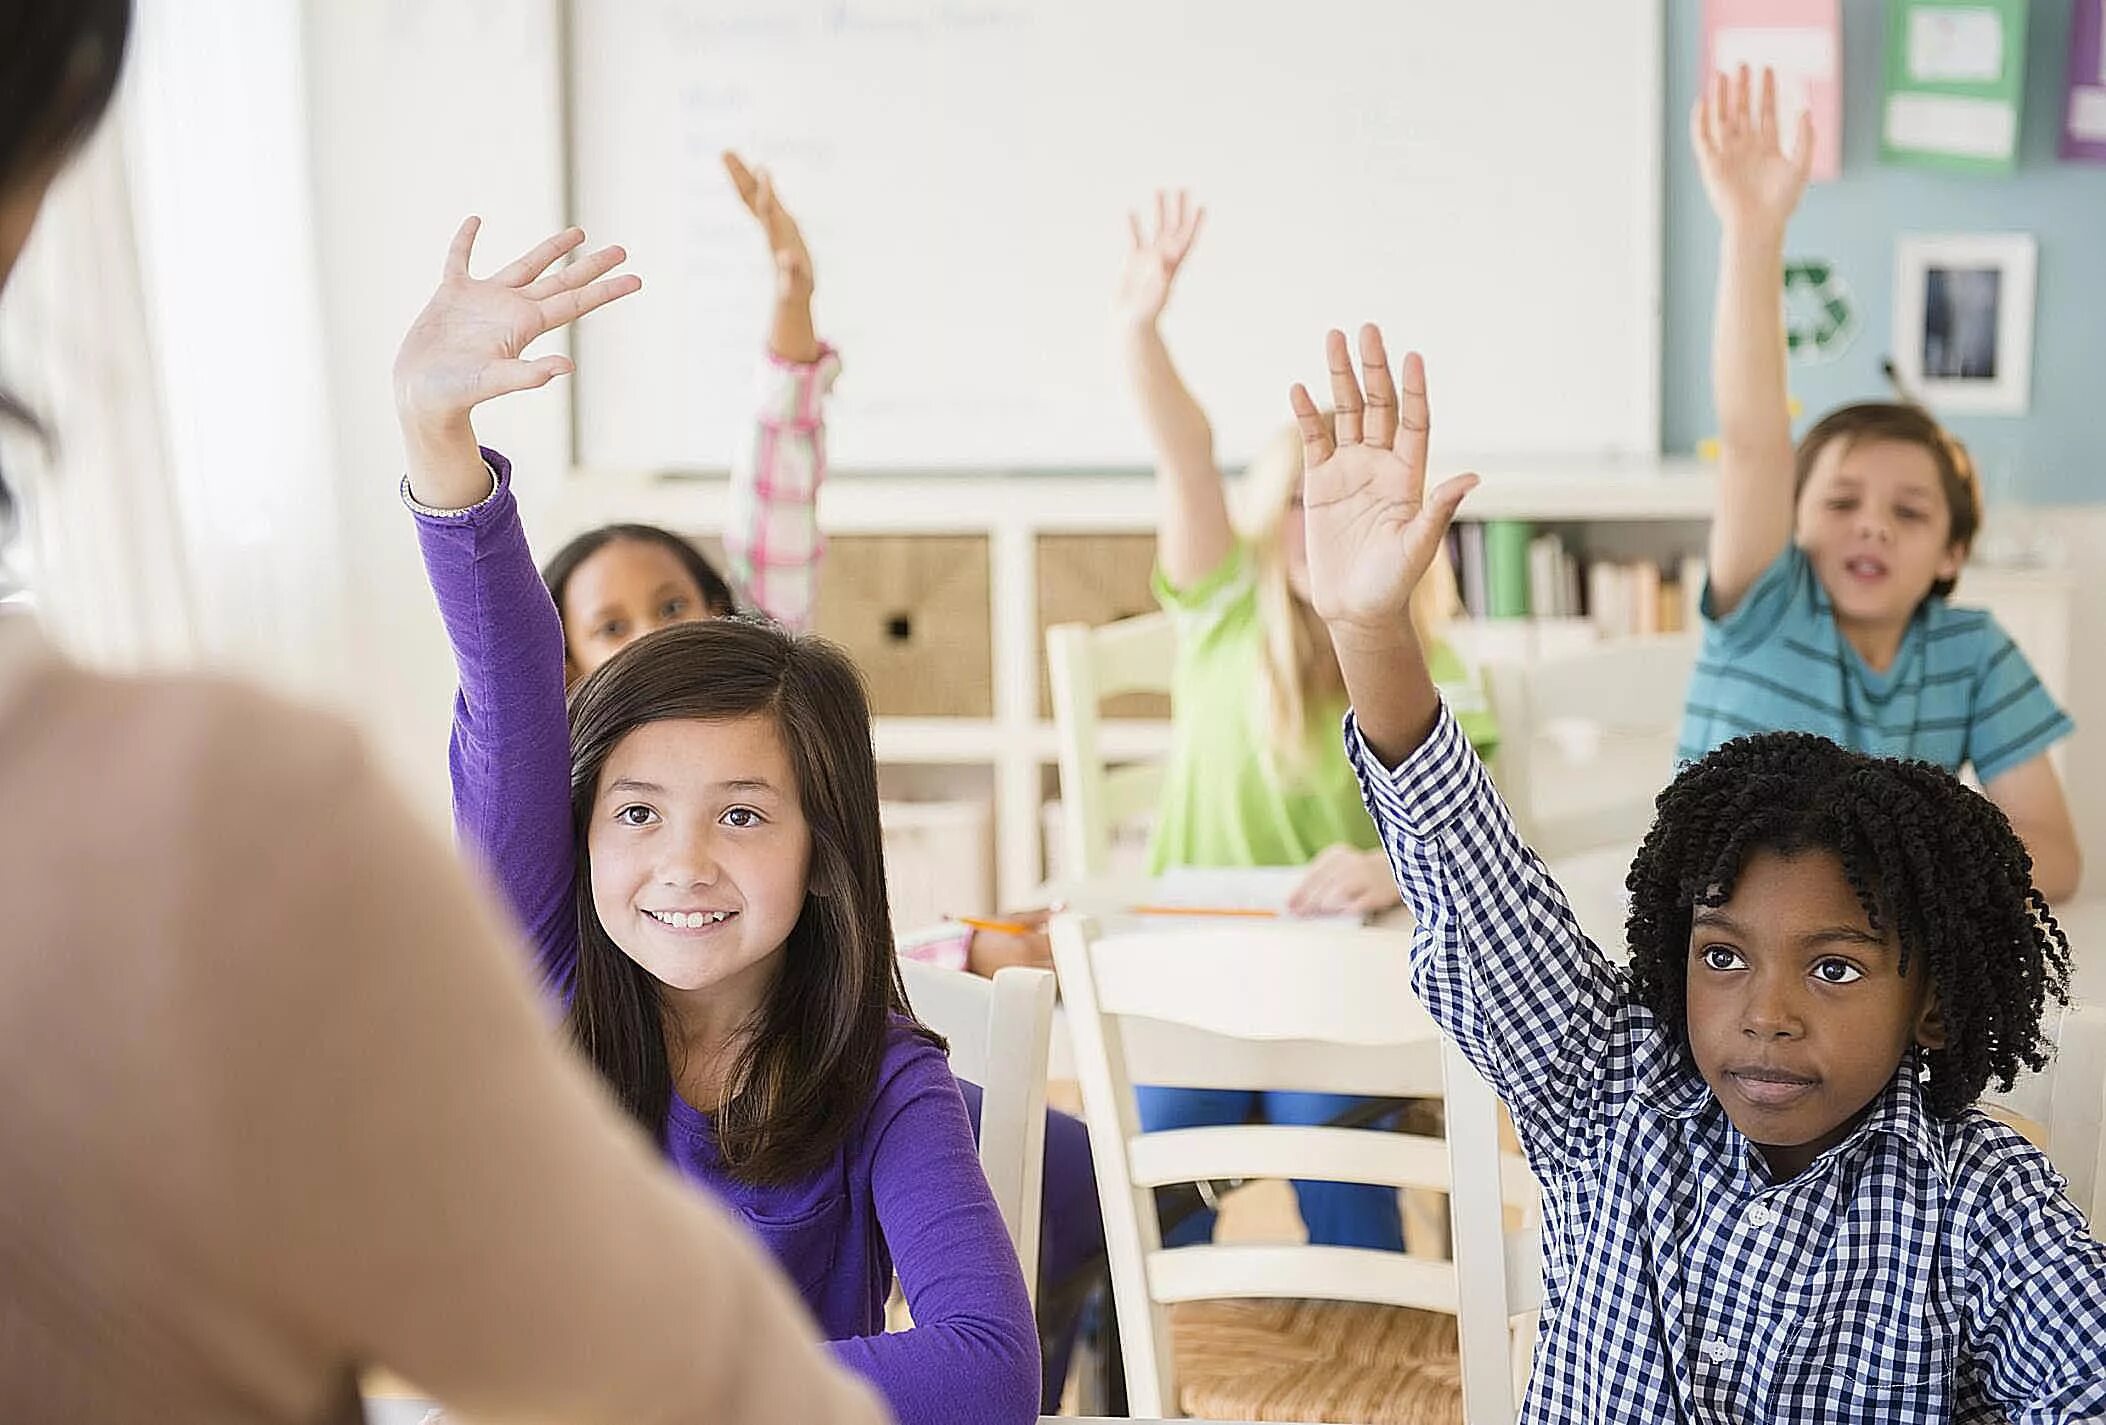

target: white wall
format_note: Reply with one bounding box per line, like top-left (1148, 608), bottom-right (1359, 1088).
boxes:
top-left (2013, 509), bottom-right (2106, 880)
top-left (302, 0), bottom-right (570, 821)
top-left (292, 3), bottom-right (2106, 891)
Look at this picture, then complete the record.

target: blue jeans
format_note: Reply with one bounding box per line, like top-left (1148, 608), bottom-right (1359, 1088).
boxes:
top-left (1134, 1086), bottom-right (1404, 1251)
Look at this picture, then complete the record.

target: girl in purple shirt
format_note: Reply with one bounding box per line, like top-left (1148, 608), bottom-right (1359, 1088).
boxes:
top-left (391, 215), bottom-right (1038, 1425)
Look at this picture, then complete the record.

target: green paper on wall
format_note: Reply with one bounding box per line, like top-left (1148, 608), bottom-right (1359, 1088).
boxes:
top-left (1880, 0), bottom-right (2028, 172)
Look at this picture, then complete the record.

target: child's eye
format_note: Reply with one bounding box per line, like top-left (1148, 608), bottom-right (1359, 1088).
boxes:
top-left (1811, 958), bottom-right (1864, 985)
top-left (1825, 498), bottom-right (1855, 512)
top-left (595, 620), bottom-right (628, 641)
top-left (1895, 508), bottom-right (1925, 522)
top-left (1699, 945), bottom-right (1746, 972)
top-left (615, 804), bottom-right (658, 827)
top-left (721, 806), bottom-right (764, 829)
top-left (660, 597), bottom-right (690, 619)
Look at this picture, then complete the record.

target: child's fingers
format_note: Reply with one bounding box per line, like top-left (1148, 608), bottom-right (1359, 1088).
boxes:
top-left (1297, 861), bottom-right (1350, 914)
top-left (1170, 205), bottom-right (1205, 263)
top-left (1350, 879), bottom-right (1397, 914)
top-left (1712, 70), bottom-right (1732, 139)
top-left (1690, 95), bottom-right (1712, 159)
top-left (1127, 210), bottom-right (1144, 250)
top-left (1325, 328), bottom-right (1364, 445)
top-left (722, 150), bottom-right (760, 208)
top-left (1358, 324), bottom-right (1398, 450)
top-left (1792, 109), bottom-right (1817, 178)
top-left (1154, 188), bottom-right (1168, 242)
top-left (1396, 349), bottom-right (1431, 481)
top-left (1758, 66), bottom-right (1779, 141)
top-left (1422, 472), bottom-right (1480, 538)
top-left (537, 273), bottom-right (644, 329)
top-left (1732, 64), bottom-right (1751, 132)
top-left (492, 227), bottom-right (586, 288)
top-left (1289, 382), bottom-right (1335, 469)
top-left (520, 243), bottom-right (628, 301)
top-left (480, 354), bottom-right (574, 401)
top-left (443, 215), bottom-right (481, 279)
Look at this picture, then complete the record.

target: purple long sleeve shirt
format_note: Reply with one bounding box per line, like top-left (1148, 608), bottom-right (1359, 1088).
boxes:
top-left (407, 451), bottom-right (1039, 1425)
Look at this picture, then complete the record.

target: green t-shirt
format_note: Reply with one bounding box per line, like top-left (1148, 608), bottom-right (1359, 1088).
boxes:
top-left (1147, 544), bottom-right (1499, 872)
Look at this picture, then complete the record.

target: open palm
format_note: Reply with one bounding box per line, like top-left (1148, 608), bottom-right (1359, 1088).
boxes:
top-left (1692, 64), bottom-right (1814, 232)
top-left (393, 219), bottom-right (640, 429)
top-left (1115, 188), bottom-right (1204, 328)
top-left (723, 151), bottom-right (814, 302)
top-left (1293, 326), bottom-right (1476, 635)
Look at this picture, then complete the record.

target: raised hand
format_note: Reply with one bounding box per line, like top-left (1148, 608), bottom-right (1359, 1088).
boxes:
top-left (393, 218), bottom-right (640, 438)
top-left (1691, 64), bottom-right (1814, 237)
top-left (1115, 189), bottom-right (1204, 330)
top-left (723, 151), bottom-right (815, 304)
top-left (1291, 326), bottom-right (1477, 640)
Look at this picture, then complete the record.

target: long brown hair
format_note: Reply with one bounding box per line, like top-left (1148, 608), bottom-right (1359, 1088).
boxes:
top-left (564, 617), bottom-right (935, 1183)
top-left (1, 0), bottom-right (135, 534)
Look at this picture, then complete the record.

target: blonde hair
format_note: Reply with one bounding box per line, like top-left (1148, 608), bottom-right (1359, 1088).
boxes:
top-left (1235, 415), bottom-right (1461, 772)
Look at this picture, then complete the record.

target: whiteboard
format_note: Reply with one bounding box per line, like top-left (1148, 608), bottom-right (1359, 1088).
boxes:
top-left (569, 0), bottom-right (1661, 472)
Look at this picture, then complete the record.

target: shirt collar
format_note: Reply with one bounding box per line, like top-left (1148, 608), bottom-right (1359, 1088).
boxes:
top-left (1637, 1043), bottom-right (1947, 1179)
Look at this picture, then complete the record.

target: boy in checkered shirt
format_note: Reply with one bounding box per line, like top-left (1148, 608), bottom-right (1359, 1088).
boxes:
top-left (1289, 322), bottom-right (2105, 1422)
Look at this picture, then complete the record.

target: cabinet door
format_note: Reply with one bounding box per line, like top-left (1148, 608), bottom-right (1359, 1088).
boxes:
top-left (813, 535), bottom-right (993, 718)
top-left (1036, 533), bottom-right (1169, 719)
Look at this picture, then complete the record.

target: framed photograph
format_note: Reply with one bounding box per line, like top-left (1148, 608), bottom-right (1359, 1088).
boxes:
top-left (1892, 233), bottom-right (2037, 414)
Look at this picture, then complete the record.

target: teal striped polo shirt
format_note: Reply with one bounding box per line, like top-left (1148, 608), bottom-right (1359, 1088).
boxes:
top-left (1677, 544), bottom-right (2071, 783)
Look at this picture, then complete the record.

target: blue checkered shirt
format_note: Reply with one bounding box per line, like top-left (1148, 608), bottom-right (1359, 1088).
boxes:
top-left (1346, 702), bottom-right (2106, 1423)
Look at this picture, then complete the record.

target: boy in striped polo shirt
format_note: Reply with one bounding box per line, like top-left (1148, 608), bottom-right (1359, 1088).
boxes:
top-left (1682, 67), bottom-right (2078, 899)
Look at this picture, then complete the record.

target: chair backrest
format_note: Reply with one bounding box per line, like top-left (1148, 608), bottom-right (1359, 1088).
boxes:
top-left (1982, 1003), bottom-right (2106, 1235)
top-left (1050, 913), bottom-right (1542, 1423)
top-left (1479, 632), bottom-right (1697, 860)
top-left (899, 958), bottom-right (1059, 1302)
top-left (1046, 612), bottom-right (1176, 879)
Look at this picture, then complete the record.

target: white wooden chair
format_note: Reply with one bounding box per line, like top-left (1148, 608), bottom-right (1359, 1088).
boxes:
top-left (899, 958), bottom-right (1059, 1303)
top-left (1983, 1003), bottom-right (2106, 1238)
top-left (1051, 913), bottom-right (1542, 1424)
top-left (1479, 632), bottom-right (1697, 860)
top-left (1045, 612), bottom-right (1176, 880)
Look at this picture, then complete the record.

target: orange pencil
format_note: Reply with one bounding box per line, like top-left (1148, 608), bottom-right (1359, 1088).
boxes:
top-left (1128, 904), bottom-right (1279, 920)
top-left (953, 914), bottom-right (1035, 936)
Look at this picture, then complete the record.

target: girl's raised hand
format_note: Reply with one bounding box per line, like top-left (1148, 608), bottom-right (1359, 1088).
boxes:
top-left (393, 218), bottom-right (640, 438)
top-left (1292, 325), bottom-right (1477, 641)
top-left (723, 151), bottom-right (814, 303)
top-left (1691, 64), bottom-right (1814, 236)
top-left (1115, 188), bottom-right (1204, 331)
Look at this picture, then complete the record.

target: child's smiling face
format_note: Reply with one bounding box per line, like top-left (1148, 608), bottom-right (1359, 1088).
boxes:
top-left (586, 714), bottom-right (813, 1020)
top-left (1792, 437), bottom-right (1966, 629)
top-left (1683, 848), bottom-right (1946, 1182)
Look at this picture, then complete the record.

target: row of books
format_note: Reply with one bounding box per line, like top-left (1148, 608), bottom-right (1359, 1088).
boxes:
top-left (1447, 522), bottom-right (1703, 639)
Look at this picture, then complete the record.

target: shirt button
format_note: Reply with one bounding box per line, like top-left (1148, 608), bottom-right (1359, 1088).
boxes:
top-left (1703, 1339), bottom-right (1732, 1364)
top-left (1746, 1204), bottom-right (1775, 1228)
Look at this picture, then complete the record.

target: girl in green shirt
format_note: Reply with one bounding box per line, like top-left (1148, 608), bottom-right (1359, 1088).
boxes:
top-left (1115, 190), bottom-right (1498, 1251)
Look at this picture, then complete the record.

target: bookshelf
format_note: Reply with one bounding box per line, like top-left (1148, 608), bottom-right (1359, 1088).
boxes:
top-left (536, 458), bottom-right (1719, 905)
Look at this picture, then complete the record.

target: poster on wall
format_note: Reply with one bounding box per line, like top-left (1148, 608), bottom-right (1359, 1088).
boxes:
top-left (1702, 0), bottom-right (1843, 180)
top-left (1891, 233), bottom-right (2036, 415)
top-left (1880, 0), bottom-right (2028, 172)
top-left (2064, 0), bottom-right (2106, 162)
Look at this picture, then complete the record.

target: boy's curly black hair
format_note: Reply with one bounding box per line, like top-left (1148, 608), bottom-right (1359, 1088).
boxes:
top-left (1625, 731), bottom-right (2070, 1117)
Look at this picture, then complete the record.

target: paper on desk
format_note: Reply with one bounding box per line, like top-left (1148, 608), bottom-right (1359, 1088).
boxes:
top-left (1149, 866), bottom-right (1369, 928)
